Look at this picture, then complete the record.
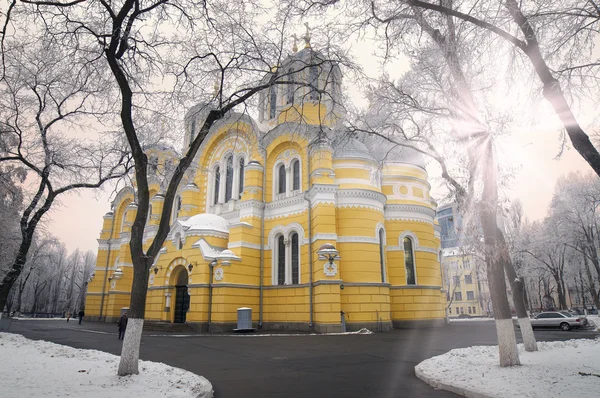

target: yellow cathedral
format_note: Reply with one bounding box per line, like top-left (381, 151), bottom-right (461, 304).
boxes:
top-left (85, 42), bottom-right (446, 333)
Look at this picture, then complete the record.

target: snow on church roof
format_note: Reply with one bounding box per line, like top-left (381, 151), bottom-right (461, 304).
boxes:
top-left (180, 213), bottom-right (229, 234)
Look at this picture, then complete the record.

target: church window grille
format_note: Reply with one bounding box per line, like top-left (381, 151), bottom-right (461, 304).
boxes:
top-left (277, 235), bottom-right (285, 285)
top-left (291, 232), bottom-right (299, 284)
top-left (286, 68), bottom-right (294, 105)
top-left (269, 84), bottom-right (277, 119)
top-left (277, 164), bottom-right (286, 194)
top-left (213, 166), bottom-right (220, 204)
top-left (404, 237), bottom-right (416, 285)
top-left (292, 159), bottom-right (300, 191)
top-left (225, 155), bottom-right (234, 202)
top-left (238, 158), bottom-right (245, 199)
top-left (309, 64), bottom-right (319, 100)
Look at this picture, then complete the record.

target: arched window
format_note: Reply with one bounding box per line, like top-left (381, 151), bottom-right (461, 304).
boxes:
top-left (404, 237), bottom-right (416, 285)
top-left (120, 209), bottom-right (128, 232)
top-left (225, 155), bottom-right (234, 202)
top-left (286, 68), bottom-right (294, 104)
top-left (379, 229), bottom-right (386, 283)
top-left (277, 235), bottom-right (285, 285)
top-left (173, 196), bottom-right (182, 221)
top-left (292, 159), bottom-right (300, 191)
top-left (147, 204), bottom-right (153, 223)
top-left (190, 119), bottom-right (196, 145)
top-left (238, 158), bottom-right (245, 199)
top-left (269, 84), bottom-right (277, 119)
top-left (309, 64), bottom-right (319, 100)
top-left (213, 165), bottom-right (220, 204)
top-left (164, 159), bottom-right (173, 174)
top-left (291, 232), bottom-right (299, 284)
top-left (148, 155), bottom-right (158, 174)
top-left (277, 164), bottom-right (286, 194)
top-left (175, 233), bottom-right (182, 250)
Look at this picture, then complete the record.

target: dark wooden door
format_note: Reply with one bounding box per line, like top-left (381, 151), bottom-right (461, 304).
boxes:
top-left (174, 285), bottom-right (189, 323)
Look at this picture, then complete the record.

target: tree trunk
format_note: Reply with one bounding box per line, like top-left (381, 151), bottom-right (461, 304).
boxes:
top-left (480, 146), bottom-right (520, 367)
top-left (0, 240), bottom-right (33, 313)
top-left (117, 256), bottom-right (151, 376)
top-left (498, 231), bottom-right (537, 352)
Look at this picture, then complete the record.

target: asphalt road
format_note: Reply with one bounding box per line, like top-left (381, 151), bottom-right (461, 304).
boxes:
top-left (3, 319), bottom-right (598, 398)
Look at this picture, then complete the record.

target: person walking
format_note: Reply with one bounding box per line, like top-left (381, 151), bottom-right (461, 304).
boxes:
top-left (78, 309), bottom-right (85, 324)
top-left (66, 311), bottom-right (71, 323)
top-left (117, 312), bottom-right (128, 340)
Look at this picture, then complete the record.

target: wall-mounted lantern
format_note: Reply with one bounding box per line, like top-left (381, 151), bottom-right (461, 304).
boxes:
top-left (317, 243), bottom-right (340, 277)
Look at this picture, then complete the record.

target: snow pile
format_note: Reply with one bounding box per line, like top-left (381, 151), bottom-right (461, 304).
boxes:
top-left (0, 333), bottom-right (213, 398)
top-left (416, 339), bottom-right (600, 398)
top-left (587, 315), bottom-right (600, 330)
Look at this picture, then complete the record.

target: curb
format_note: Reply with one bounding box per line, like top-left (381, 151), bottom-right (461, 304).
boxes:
top-left (415, 365), bottom-right (494, 398)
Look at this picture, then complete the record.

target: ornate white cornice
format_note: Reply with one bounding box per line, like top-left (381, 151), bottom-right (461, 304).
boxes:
top-left (305, 184), bottom-right (338, 205)
top-left (265, 194), bottom-right (306, 220)
top-left (311, 233), bottom-right (338, 243)
top-left (337, 236), bottom-right (379, 244)
top-left (335, 189), bottom-right (386, 212)
top-left (384, 204), bottom-right (435, 223)
top-left (228, 241), bottom-right (262, 250)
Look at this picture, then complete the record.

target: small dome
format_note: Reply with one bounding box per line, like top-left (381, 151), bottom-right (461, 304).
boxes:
top-left (362, 135), bottom-right (426, 169)
top-left (333, 138), bottom-right (376, 162)
top-left (181, 213), bottom-right (229, 234)
top-left (384, 146), bottom-right (426, 169)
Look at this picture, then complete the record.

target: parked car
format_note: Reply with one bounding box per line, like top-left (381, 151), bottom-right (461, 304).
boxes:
top-left (528, 311), bottom-right (588, 331)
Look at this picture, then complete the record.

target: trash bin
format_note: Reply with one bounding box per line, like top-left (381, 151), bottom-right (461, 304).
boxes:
top-left (237, 307), bottom-right (252, 330)
top-left (0, 313), bottom-right (12, 332)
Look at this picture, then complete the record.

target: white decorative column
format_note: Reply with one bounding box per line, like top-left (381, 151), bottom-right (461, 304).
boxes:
top-left (165, 292), bottom-right (172, 312)
top-left (284, 238), bottom-right (292, 285)
top-left (285, 166), bottom-right (291, 197)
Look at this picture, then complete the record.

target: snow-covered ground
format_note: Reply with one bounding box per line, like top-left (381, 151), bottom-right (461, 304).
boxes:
top-left (0, 333), bottom-right (212, 398)
top-left (416, 339), bottom-right (600, 398)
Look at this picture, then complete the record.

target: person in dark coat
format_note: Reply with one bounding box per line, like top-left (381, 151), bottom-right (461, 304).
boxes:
top-left (78, 310), bottom-right (85, 324)
top-left (118, 312), bottom-right (128, 340)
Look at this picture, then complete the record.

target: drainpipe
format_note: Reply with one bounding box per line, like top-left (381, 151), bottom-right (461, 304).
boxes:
top-left (259, 148), bottom-right (267, 328)
top-left (306, 144), bottom-right (314, 328)
top-left (99, 210), bottom-right (116, 321)
top-left (207, 260), bottom-right (215, 332)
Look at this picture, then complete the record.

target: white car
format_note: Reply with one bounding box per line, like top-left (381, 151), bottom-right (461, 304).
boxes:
top-left (529, 311), bottom-right (588, 331)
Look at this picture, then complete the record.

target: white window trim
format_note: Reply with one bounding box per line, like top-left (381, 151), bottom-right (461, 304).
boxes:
top-left (207, 151), bottom-right (246, 212)
top-left (272, 156), bottom-right (302, 200)
top-left (271, 229), bottom-right (302, 286)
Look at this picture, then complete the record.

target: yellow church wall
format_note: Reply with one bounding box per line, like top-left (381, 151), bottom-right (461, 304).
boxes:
top-left (340, 286), bottom-right (391, 323)
top-left (211, 287), bottom-right (260, 323)
top-left (337, 243), bottom-right (384, 283)
top-left (390, 288), bottom-right (445, 321)
top-left (336, 207), bottom-right (382, 238)
top-left (277, 103), bottom-right (334, 126)
top-left (313, 283), bottom-right (341, 325)
top-left (263, 287), bottom-right (310, 323)
top-left (311, 204), bottom-right (337, 234)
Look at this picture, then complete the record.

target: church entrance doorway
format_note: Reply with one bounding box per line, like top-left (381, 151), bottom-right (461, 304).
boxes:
top-left (173, 268), bottom-right (189, 323)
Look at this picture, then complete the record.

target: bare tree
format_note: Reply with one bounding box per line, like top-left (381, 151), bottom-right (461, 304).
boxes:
top-left (0, 36), bottom-right (130, 313)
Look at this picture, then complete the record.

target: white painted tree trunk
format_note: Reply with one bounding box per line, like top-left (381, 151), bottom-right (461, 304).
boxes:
top-left (495, 318), bottom-right (521, 367)
top-left (117, 318), bottom-right (144, 376)
top-left (518, 316), bottom-right (537, 352)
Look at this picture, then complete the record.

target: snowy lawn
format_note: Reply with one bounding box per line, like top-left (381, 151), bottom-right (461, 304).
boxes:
top-left (0, 333), bottom-right (212, 398)
top-left (416, 339), bottom-right (600, 398)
